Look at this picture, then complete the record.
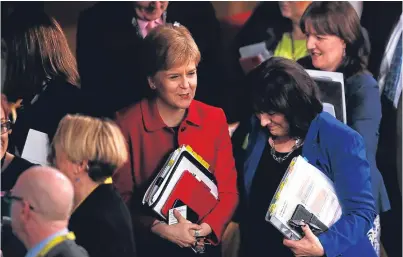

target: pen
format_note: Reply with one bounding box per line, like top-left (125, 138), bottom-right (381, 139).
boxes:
top-left (149, 177), bottom-right (164, 205)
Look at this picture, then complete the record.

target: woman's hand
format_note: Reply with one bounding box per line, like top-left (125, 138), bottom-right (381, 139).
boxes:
top-left (151, 209), bottom-right (202, 248)
top-left (283, 224), bottom-right (325, 257)
top-left (197, 222), bottom-right (212, 237)
top-left (228, 122), bottom-right (240, 137)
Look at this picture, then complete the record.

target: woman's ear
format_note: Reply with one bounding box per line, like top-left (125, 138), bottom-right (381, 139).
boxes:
top-left (148, 77), bottom-right (156, 90)
top-left (77, 160), bottom-right (89, 174)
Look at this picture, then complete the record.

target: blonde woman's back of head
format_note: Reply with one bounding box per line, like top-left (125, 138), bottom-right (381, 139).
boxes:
top-left (51, 114), bottom-right (128, 181)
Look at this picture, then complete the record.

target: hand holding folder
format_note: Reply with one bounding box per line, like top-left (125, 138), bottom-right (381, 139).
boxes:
top-left (161, 170), bottom-right (218, 223)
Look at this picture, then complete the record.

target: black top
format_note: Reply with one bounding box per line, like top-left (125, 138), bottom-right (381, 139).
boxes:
top-left (241, 143), bottom-right (302, 257)
top-left (2, 156), bottom-right (35, 216)
top-left (8, 79), bottom-right (81, 155)
top-left (1, 156), bottom-right (35, 190)
top-left (69, 183), bottom-right (137, 257)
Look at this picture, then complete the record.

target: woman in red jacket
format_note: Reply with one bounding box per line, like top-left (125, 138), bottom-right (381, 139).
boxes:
top-left (113, 24), bottom-right (239, 257)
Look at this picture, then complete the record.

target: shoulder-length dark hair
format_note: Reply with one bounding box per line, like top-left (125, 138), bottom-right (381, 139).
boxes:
top-left (248, 57), bottom-right (323, 138)
top-left (300, 1), bottom-right (370, 77)
top-left (2, 10), bottom-right (80, 100)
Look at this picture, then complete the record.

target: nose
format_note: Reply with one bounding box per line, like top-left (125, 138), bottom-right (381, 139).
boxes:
top-left (306, 35), bottom-right (316, 51)
top-left (259, 114), bottom-right (272, 127)
top-left (179, 77), bottom-right (190, 89)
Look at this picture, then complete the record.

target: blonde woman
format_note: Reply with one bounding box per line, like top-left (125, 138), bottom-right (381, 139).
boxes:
top-left (49, 114), bottom-right (137, 257)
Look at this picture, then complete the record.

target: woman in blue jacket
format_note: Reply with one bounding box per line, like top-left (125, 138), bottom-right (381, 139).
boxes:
top-left (233, 57), bottom-right (377, 257)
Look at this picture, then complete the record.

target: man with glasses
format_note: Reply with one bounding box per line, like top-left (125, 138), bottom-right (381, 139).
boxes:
top-left (4, 166), bottom-right (88, 257)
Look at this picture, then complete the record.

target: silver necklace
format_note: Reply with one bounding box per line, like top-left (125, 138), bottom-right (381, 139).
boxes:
top-left (269, 137), bottom-right (302, 163)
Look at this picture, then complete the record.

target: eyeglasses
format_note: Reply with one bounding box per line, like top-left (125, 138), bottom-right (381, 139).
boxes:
top-left (1, 120), bottom-right (12, 135)
top-left (1, 191), bottom-right (35, 210)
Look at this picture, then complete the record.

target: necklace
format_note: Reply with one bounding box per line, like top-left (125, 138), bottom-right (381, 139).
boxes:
top-left (269, 137), bottom-right (302, 163)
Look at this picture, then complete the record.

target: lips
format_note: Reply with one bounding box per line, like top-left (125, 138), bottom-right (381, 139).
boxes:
top-left (179, 93), bottom-right (190, 99)
top-left (310, 51), bottom-right (322, 57)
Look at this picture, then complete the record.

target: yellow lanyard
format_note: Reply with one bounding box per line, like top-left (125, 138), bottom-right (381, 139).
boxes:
top-left (36, 232), bottom-right (76, 257)
top-left (73, 177), bottom-right (113, 212)
top-left (104, 177), bottom-right (113, 184)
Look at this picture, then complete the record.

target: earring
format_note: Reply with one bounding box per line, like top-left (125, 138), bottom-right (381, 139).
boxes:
top-left (343, 48), bottom-right (346, 57)
top-left (150, 84), bottom-right (156, 89)
top-left (75, 177), bottom-right (80, 183)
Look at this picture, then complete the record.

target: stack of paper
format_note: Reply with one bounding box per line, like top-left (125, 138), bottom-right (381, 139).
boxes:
top-left (143, 145), bottom-right (218, 219)
top-left (265, 156), bottom-right (342, 240)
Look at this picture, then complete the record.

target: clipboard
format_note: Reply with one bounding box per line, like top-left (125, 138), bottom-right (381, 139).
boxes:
top-left (305, 69), bottom-right (346, 124)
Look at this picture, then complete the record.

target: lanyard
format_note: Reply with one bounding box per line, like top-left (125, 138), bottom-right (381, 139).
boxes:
top-left (72, 177), bottom-right (113, 212)
top-left (36, 232), bottom-right (76, 257)
top-left (104, 177), bottom-right (113, 184)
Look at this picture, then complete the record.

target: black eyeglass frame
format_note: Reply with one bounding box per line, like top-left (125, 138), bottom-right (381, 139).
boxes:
top-left (1, 191), bottom-right (35, 210)
top-left (1, 120), bottom-right (12, 135)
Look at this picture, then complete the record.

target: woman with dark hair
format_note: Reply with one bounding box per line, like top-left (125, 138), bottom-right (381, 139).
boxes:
top-left (233, 57), bottom-right (377, 257)
top-left (298, 2), bottom-right (389, 254)
top-left (49, 114), bottom-right (137, 257)
top-left (1, 10), bottom-right (81, 155)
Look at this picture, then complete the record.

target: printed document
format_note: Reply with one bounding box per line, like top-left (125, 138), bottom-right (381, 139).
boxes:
top-left (266, 156), bottom-right (342, 240)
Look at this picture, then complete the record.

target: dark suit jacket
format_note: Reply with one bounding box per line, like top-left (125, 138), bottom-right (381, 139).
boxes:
top-left (77, 2), bottom-right (225, 118)
top-left (69, 184), bottom-right (137, 257)
top-left (225, 2), bottom-right (291, 122)
top-left (298, 56), bottom-right (391, 213)
top-left (46, 239), bottom-right (88, 257)
top-left (361, 2), bottom-right (402, 77)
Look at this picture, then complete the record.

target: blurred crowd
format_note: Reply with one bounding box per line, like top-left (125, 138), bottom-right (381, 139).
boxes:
top-left (1, 2), bottom-right (401, 257)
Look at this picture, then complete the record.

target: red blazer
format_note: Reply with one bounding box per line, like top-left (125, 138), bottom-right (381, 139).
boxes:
top-left (113, 98), bottom-right (239, 243)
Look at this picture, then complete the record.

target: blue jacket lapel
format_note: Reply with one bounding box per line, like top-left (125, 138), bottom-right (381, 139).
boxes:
top-left (243, 116), bottom-right (268, 197)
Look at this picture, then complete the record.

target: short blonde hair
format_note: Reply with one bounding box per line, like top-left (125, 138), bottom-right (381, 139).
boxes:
top-left (144, 23), bottom-right (201, 76)
top-left (51, 114), bottom-right (127, 181)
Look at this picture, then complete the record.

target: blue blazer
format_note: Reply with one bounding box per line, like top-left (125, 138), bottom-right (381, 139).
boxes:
top-left (345, 73), bottom-right (390, 213)
top-left (241, 112), bottom-right (377, 257)
top-left (299, 55), bottom-right (390, 213)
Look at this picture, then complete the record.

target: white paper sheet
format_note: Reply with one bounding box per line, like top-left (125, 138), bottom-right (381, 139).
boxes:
top-left (239, 42), bottom-right (273, 60)
top-left (21, 129), bottom-right (49, 166)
